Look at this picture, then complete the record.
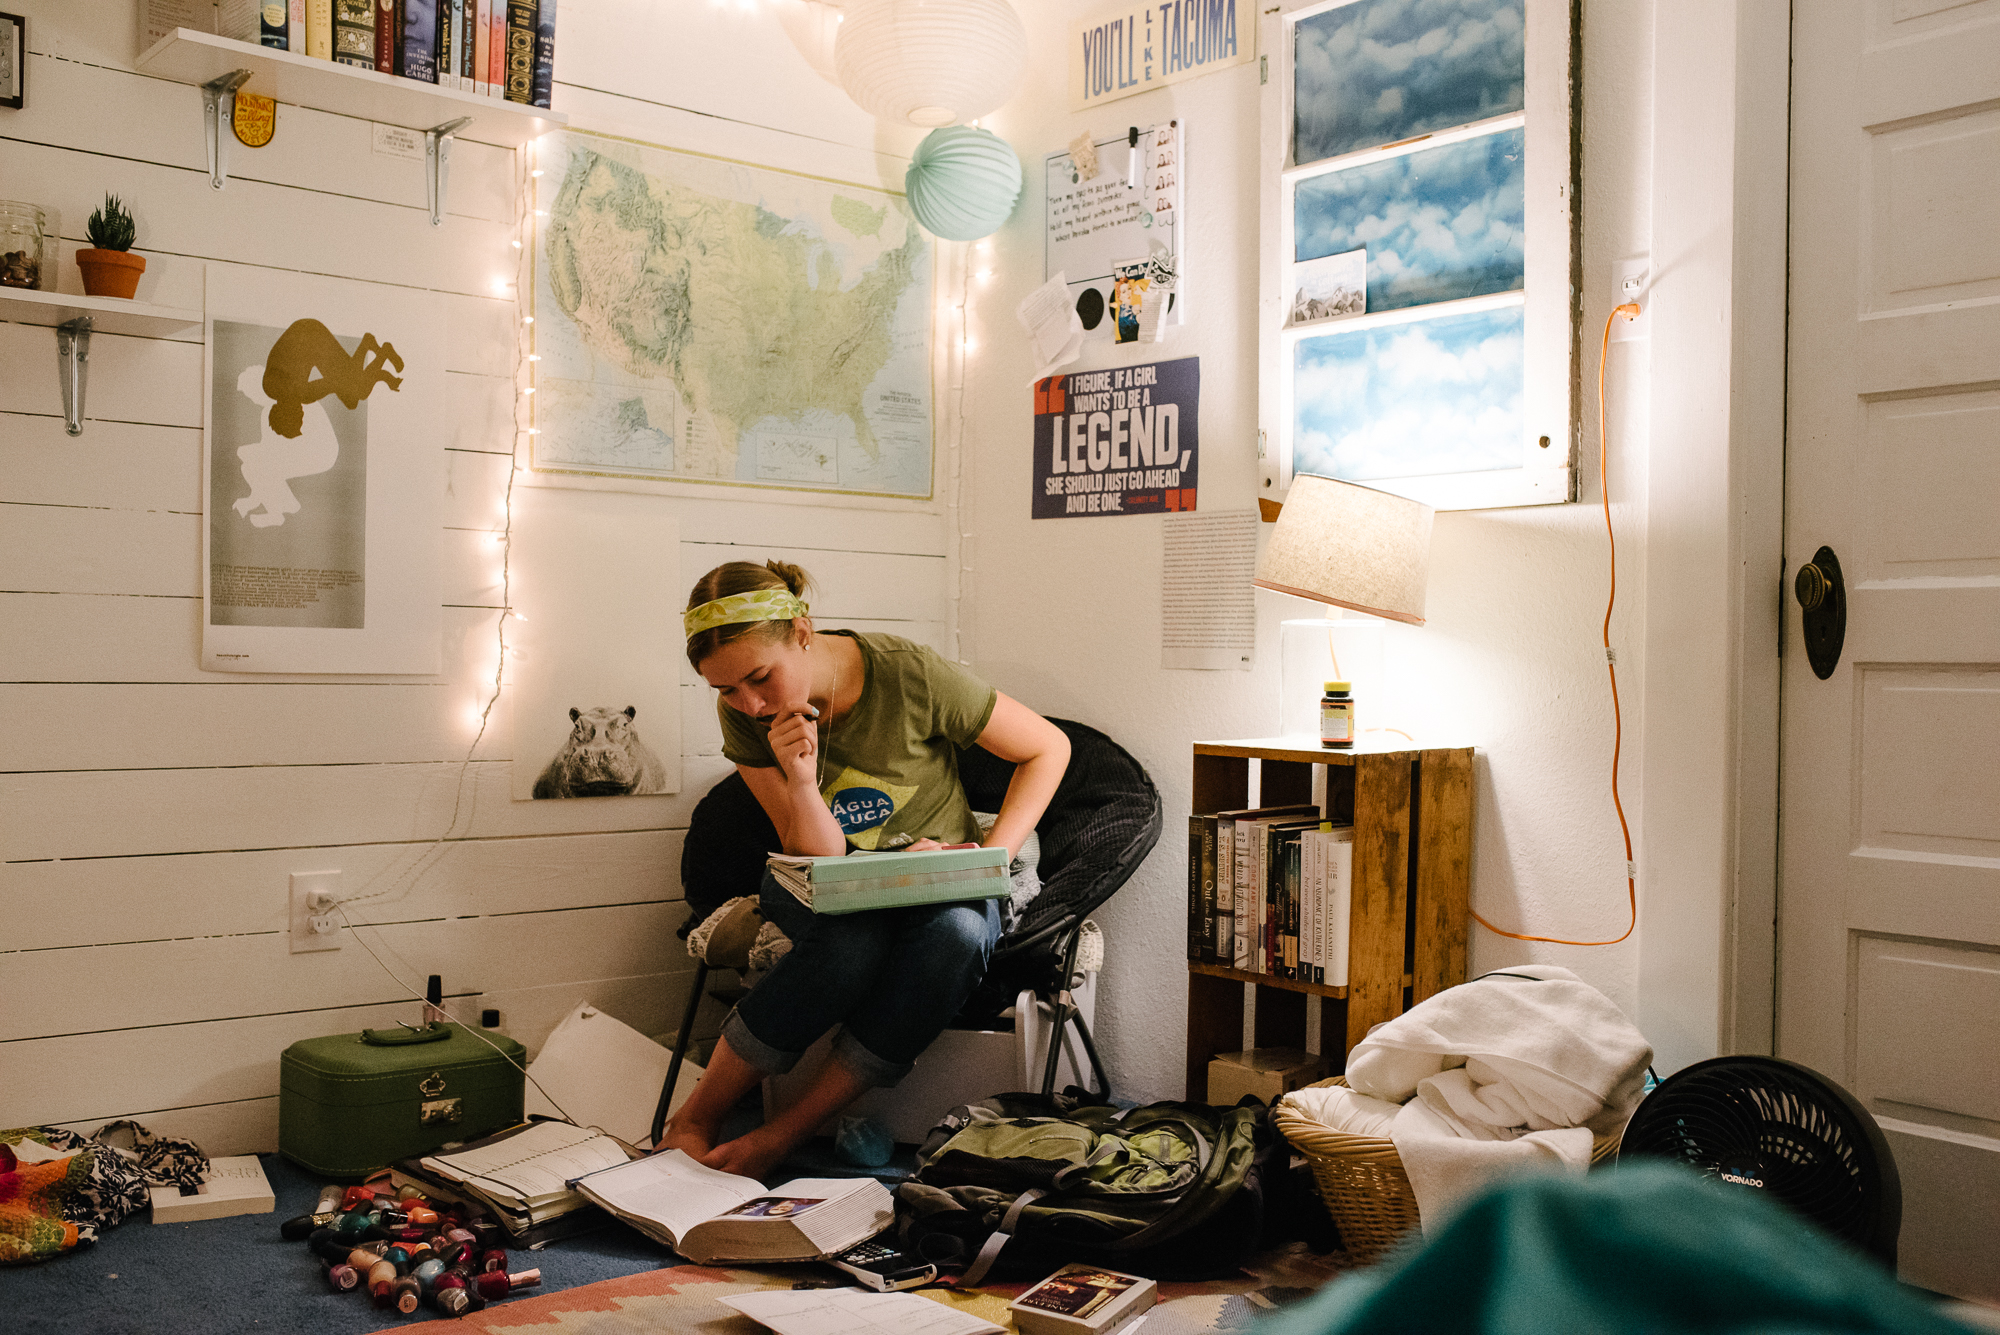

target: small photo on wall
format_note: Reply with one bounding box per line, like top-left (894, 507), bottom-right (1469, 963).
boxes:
top-left (1287, 248), bottom-right (1365, 327)
top-left (510, 488), bottom-right (682, 800)
top-left (0, 12), bottom-right (25, 111)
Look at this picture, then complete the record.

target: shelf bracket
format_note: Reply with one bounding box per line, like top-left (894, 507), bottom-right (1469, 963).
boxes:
top-left (201, 69), bottom-right (253, 191)
top-left (55, 317), bottom-right (93, 437)
top-left (424, 117), bottom-right (474, 227)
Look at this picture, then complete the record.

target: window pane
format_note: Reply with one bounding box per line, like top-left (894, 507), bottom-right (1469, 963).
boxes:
top-left (1293, 0), bottom-right (1525, 165)
top-left (1294, 128), bottom-right (1524, 313)
top-left (1294, 304), bottom-right (1522, 482)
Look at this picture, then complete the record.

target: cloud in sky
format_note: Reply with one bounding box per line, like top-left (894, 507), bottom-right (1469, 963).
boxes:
top-left (1293, 305), bottom-right (1522, 481)
top-left (1295, 129), bottom-right (1524, 311)
top-left (1294, 0), bottom-right (1524, 164)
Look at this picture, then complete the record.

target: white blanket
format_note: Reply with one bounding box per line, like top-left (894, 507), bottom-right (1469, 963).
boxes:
top-left (1345, 965), bottom-right (1651, 1229)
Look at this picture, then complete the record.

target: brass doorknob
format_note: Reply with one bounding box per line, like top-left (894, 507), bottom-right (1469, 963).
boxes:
top-left (1795, 562), bottom-right (1830, 611)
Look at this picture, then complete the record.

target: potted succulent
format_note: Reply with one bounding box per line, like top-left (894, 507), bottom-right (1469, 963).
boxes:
top-left (76, 194), bottom-right (145, 299)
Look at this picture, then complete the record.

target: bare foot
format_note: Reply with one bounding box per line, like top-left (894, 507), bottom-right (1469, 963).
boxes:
top-left (697, 1126), bottom-right (794, 1182)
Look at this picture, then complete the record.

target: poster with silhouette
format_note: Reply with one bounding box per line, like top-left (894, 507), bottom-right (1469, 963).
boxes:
top-left (508, 486), bottom-right (681, 800)
top-left (203, 268), bottom-right (443, 673)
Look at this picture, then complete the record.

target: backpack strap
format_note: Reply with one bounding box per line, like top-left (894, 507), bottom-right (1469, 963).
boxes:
top-left (959, 1187), bottom-right (1046, 1287)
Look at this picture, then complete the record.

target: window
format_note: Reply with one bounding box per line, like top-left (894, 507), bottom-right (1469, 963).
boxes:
top-left (1258, 0), bottom-right (1579, 511)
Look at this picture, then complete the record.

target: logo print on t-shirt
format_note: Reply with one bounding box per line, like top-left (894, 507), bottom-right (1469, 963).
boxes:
top-left (822, 767), bottom-right (917, 851)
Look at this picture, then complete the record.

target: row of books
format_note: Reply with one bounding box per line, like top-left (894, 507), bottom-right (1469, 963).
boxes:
top-left (1187, 805), bottom-right (1354, 985)
top-left (152, 2), bottom-right (557, 107)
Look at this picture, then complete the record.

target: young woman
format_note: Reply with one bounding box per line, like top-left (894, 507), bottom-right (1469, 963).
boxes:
top-left (664, 560), bottom-right (1071, 1178)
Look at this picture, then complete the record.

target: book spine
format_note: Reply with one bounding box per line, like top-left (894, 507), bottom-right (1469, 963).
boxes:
top-left (1186, 816), bottom-right (1203, 962)
top-left (1305, 830), bottom-right (1320, 985)
top-left (1197, 816), bottom-right (1218, 963)
top-left (505, 0), bottom-right (536, 103)
top-left (1215, 819), bottom-right (1235, 971)
top-left (461, 0), bottom-right (478, 84)
top-left (261, 1), bottom-right (289, 48)
top-left (1269, 829), bottom-right (1286, 978)
top-left (332, 0), bottom-right (376, 68)
top-left (1327, 836), bottom-right (1353, 988)
top-left (373, 0), bottom-right (395, 70)
top-left (306, 0), bottom-right (333, 58)
top-left (472, 0), bottom-right (489, 95)
top-left (530, 0), bottom-right (556, 107)
top-left (1288, 839), bottom-right (1304, 987)
top-left (401, 0), bottom-right (436, 82)
top-left (488, 0), bottom-right (505, 94)
top-left (437, 0), bottom-right (454, 87)
top-left (289, 0), bottom-right (305, 53)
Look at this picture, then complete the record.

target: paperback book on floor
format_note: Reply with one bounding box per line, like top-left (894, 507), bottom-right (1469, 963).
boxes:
top-left (571, 1149), bottom-right (893, 1263)
top-left (149, 1155), bottom-right (276, 1224)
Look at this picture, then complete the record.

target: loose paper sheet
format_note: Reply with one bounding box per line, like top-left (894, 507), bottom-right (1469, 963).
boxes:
top-left (721, 1287), bottom-right (1003, 1335)
top-left (1017, 270), bottom-right (1086, 384)
top-left (524, 1002), bottom-right (698, 1147)
top-left (1162, 510), bottom-right (1258, 670)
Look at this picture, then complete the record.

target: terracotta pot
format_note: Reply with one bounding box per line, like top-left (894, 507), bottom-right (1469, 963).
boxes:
top-left (76, 247), bottom-right (146, 299)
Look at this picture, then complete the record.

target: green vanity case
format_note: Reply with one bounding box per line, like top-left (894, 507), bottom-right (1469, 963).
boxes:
top-left (279, 1022), bottom-right (527, 1178)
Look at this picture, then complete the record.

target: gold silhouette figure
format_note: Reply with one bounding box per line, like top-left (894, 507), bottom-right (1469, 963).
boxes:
top-left (260, 318), bottom-right (403, 439)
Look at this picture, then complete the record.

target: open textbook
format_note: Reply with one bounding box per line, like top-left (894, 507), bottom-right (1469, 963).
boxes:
top-left (571, 1149), bottom-right (894, 1264)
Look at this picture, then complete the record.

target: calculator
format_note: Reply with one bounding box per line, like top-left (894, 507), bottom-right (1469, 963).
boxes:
top-left (829, 1237), bottom-right (938, 1291)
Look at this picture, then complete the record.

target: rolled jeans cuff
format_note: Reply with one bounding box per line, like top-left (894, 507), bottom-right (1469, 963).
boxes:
top-left (720, 1005), bottom-right (801, 1076)
top-left (832, 1028), bottom-right (914, 1089)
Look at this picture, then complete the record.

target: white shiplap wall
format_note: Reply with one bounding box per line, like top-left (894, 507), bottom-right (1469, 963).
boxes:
top-left (0, 0), bottom-right (948, 1153)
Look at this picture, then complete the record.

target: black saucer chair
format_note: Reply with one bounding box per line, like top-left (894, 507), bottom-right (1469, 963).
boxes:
top-left (650, 717), bottom-right (1163, 1145)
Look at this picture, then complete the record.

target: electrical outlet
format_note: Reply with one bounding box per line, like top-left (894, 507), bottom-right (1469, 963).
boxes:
top-left (290, 870), bottom-right (343, 953)
top-left (1611, 259), bottom-right (1650, 342)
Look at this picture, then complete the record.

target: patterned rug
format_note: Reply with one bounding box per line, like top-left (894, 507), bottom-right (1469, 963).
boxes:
top-left (442, 1244), bottom-right (1357, 1334)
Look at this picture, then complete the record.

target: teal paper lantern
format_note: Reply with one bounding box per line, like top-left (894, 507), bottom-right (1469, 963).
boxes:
top-left (904, 127), bottom-right (1023, 242)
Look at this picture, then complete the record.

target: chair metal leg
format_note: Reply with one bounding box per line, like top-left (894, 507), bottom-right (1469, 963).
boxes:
top-left (1039, 925), bottom-right (1099, 1098)
top-left (1067, 1006), bottom-right (1111, 1102)
top-left (649, 960), bottom-right (709, 1146)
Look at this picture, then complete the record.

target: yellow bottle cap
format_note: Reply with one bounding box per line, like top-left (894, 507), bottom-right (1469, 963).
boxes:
top-left (1323, 681), bottom-right (1351, 692)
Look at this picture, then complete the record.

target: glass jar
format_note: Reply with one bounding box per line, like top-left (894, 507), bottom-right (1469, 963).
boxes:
top-left (0, 201), bottom-right (52, 291)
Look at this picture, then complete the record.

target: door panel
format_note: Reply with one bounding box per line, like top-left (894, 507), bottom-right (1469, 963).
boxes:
top-left (1782, 0), bottom-right (2000, 1301)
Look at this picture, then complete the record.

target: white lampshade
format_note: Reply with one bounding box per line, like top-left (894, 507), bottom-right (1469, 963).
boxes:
top-left (774, 0), bottom-right (844, 85)
top-left (835, 0), bottom-right (1027, 128)
top-left (1253, 474), bottom-right (1433, 625)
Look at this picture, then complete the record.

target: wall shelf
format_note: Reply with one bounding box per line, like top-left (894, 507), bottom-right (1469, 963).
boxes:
top-left (1185, 738), bottom-right (1473, 1101)
top-left (0, 288), bottom-right (204, 437)
top-left (135, 29), bottom-right (566, 148)
top-left (0, 287), bottom-right (202, 338)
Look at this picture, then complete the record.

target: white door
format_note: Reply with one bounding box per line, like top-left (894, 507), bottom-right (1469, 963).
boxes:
top-left (1779, 0), bottom-right (2000, 1302)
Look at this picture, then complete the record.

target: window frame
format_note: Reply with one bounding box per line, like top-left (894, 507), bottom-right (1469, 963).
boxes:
top-left (1257, 0), bottom-right (1581, 512)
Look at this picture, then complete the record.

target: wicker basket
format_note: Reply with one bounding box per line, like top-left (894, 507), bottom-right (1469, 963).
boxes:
top-left (1272, 1076), bottom-right (1623, 1262)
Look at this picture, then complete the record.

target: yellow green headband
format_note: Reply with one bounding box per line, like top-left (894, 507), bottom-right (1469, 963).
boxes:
top-left (683, 588), bottom-right (810, 640)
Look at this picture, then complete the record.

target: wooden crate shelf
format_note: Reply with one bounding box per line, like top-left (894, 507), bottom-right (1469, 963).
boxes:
top-left (1185, 739), bottom-right (1473, 1101)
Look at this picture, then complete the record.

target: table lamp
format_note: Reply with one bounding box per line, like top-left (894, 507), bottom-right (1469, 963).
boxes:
top-left (1253, 474), bottom-right (1433, 740)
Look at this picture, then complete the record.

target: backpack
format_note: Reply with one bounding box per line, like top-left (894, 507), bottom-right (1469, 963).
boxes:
top-left (893, 1091), bottom-right (1279, 1283)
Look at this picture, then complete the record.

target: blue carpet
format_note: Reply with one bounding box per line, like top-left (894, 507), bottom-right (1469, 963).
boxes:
top-left (6, 1122), bottom-right (916, 1335)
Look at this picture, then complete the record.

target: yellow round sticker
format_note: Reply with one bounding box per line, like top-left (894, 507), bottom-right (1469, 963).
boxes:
top-left (233, 91), bottom-right (276, 149)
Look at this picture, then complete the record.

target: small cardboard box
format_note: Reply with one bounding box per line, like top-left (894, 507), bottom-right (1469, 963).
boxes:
top-left (1207, 1047), bottom-right (1328, 1107)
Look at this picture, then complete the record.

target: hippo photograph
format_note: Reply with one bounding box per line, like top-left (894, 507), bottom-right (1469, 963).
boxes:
top-left (532, 705), bottom-right (669, 798)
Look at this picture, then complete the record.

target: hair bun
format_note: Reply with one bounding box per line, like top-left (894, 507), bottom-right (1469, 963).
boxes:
top-left (764, 560), bottom-right (813, 600)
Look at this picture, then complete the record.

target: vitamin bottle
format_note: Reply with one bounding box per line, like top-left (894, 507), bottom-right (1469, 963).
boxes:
top-left (1319, 681), bottom-right (1354, 749)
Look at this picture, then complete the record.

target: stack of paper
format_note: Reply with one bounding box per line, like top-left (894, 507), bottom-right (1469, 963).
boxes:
top-left (418, 1120), bottom-right (633, 1231)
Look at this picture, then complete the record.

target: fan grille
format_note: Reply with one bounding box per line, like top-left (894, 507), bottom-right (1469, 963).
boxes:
top-left (1622, 1059), bottom-right (1882, 1252)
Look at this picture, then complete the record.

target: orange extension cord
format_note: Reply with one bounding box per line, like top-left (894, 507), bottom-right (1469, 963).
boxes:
top-left (1471, 303), bottom-right (1643, 948)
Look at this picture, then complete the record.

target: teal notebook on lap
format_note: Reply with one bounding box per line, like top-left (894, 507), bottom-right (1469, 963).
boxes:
top-left (767, 846), bottom-right (1010, 915)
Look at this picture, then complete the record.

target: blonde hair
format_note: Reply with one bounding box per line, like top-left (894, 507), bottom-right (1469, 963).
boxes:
top-left (684, 560), bottom-right (814, 668)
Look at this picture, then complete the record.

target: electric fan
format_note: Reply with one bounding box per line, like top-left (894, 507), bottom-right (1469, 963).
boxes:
top-left (1618, 1055), bottom-right (1902, 1266)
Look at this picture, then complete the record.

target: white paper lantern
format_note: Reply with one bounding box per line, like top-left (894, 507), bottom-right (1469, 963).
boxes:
top-left (773, 0), bottom-right (844, 85)
top-left (834, 0), bottom-right (1028, 128)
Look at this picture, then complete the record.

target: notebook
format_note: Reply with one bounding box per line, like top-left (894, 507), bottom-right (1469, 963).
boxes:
top-left (766, 846), bottom-right (1010, 915)
top-left (417, 1120), bottom-right (635, 1229)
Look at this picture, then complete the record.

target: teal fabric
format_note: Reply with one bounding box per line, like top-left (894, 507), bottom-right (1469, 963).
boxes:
top-left (1260, 1164), bottom-right (1974, 1335)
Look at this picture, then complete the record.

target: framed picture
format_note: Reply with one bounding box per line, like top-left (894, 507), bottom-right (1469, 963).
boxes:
top-left (0, 13), bottom-right (24, 111)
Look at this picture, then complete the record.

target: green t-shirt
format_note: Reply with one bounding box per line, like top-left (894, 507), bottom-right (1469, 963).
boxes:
top-left (717, 631), bottom-right (999, 850)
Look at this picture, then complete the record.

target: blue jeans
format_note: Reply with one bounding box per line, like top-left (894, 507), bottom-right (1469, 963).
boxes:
top-left (721, 872), bottom-right (1002, 1088)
